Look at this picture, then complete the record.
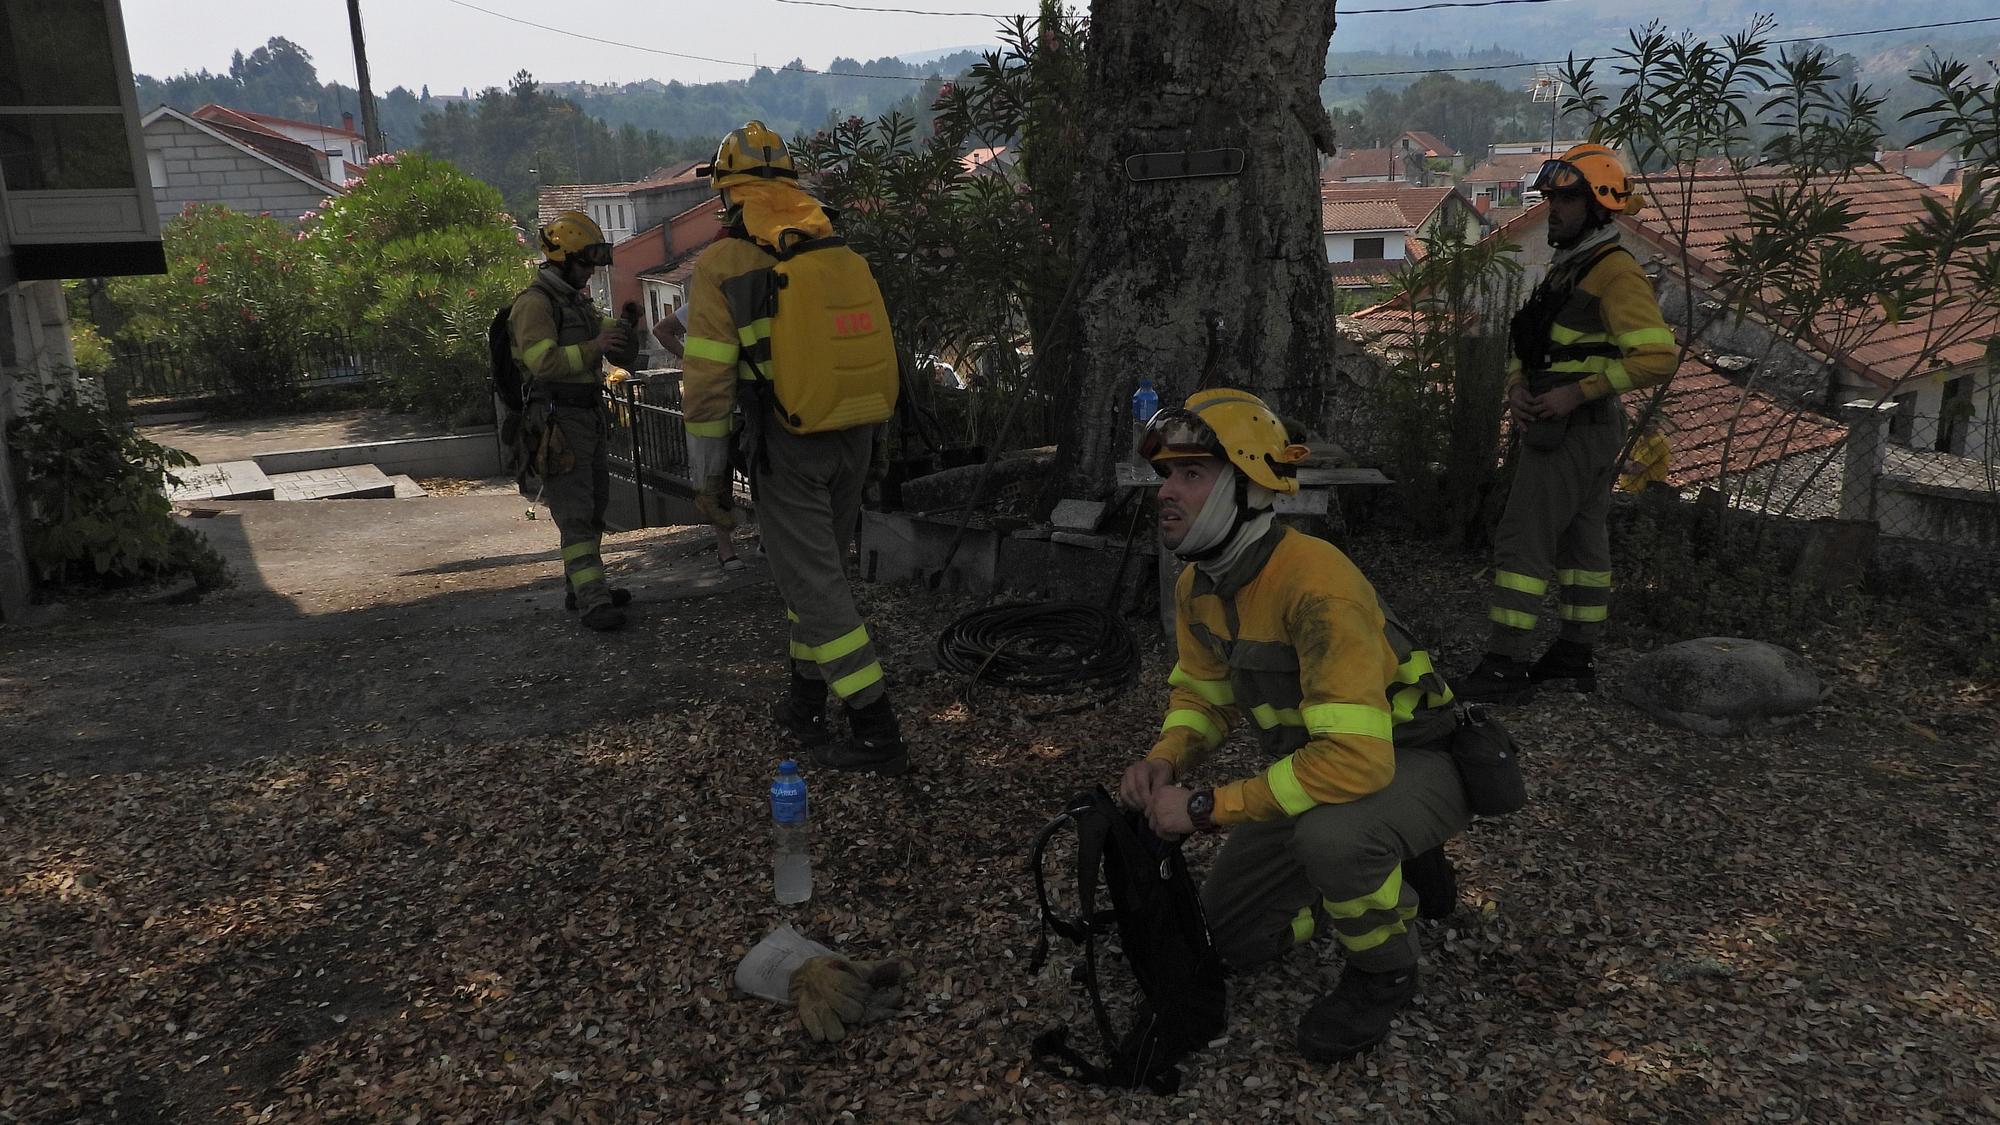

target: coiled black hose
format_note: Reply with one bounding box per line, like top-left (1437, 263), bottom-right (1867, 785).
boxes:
top-left (935, 601), bottom-right (1140, 714)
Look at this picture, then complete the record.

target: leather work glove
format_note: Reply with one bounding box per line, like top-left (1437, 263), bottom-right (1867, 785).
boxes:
top-left (851, 958), bottom-right (914, 1024)
top-left (789, 955), bottom-right (869, 1042)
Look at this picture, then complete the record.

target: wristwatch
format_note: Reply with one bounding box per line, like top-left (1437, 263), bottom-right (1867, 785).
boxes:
top-left (1185, 788), bottom-right (1217, 833)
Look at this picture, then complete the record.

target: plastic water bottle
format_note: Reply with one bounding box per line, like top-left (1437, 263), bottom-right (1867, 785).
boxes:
top-left (770, 760), bottom-right (812, 905)
top-left (1131, 378), bottom-right (1161, 461)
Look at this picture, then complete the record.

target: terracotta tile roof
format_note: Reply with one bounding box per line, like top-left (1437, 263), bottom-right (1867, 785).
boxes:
top-left (1656, 359), bottom-right (1847, 487)
top-left (1462, 150), bottom-right (1558, 185)
top-left (1630, 168), bottom-right (1998, 387)
top-left (185, 105), bottom-right (340, 188)
top-left (536, 182), bottom-right (636, 227)
top-left (638, 247), bottom-right (702, 285)
top-left (1400, 130), bottom-right (1457, 158)
top-left (1321, 200), bottom-right (1412, 232)
top-left (196, 104), bottom-right (363, 141)
top-left (1320, 184), bottom-right (1457, 230)
top-left (1876, 148), bottom-right (1950, 173)
top-left (631, 160), bottom-right (705, 190)
top-left (1328, 260), bottom-right (1403, 289)
top-left (960, 145), bottom-right (1011, 175)
top-left (1325, 147), bottom-right (1396, 180)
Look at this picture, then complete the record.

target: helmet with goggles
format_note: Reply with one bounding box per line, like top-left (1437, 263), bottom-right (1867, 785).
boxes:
top-left (1528, 143), bottom-right (1646, 216)
top-left (538, 210), bottom-right (614, 267)
top-left (1140, 388), bottom-right (1309, 494)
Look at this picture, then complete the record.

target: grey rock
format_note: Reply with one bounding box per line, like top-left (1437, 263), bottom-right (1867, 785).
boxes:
top-left (1619, 636), bottom-right (1824, 736)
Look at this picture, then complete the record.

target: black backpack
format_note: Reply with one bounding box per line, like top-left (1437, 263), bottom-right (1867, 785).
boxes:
top-left (1028, 787), bottom-right (1227, 1094)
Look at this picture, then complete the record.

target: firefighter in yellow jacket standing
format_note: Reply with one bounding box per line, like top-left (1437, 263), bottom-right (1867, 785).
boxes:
top-left (511, 210), bottom-right (636, 632)
top-left (680, 122), bottom-right (908, 775)
top-left (1120, 388), bottom-right (1470, 1063)
top-left (1458, 144), bottom-right (1678, 702)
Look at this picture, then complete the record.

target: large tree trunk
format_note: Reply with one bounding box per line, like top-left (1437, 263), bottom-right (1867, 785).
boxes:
top-left (1049, 0), bottom-right (1339, 501)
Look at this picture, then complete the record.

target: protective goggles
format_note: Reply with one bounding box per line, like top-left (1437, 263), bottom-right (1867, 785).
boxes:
top-left (1138, 408), bottom-right (1223, 462)
top-left (575, 242), bottom-right (615, 268)
top-left (1528, 159), bottom-right (1589, 195)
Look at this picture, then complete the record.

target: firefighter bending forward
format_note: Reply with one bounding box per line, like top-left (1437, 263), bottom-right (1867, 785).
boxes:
top-left (511, 210), bottom-right (636, 632)
top-left (679, 122), bottom-right (909, 776)
top-left (1119, 388), bottom-right (1470, 1063)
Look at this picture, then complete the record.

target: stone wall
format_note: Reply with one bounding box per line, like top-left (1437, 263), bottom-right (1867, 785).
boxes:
top-left (144, 117), bottom-right (335, 227)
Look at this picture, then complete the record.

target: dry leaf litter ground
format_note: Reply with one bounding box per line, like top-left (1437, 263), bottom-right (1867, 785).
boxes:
top-left (3, 506), bottom-right (1997, 1124)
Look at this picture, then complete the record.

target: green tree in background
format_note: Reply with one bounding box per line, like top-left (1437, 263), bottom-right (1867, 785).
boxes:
top-left (305, 153), bottom-right (532, 424)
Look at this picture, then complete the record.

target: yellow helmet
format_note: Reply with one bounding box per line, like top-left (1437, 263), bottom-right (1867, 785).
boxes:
top-left (701, 120), bottom-right (798, 191)
top-left (1530, 143), bottom-right (1646, 216)
top-left (1140, 388), bottom-right (1310, 494)
top-left (538, 209), bottom-right (612, 266)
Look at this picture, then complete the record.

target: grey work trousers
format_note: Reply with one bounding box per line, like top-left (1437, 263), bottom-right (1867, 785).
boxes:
top-left (1201, 746), bottom-right (1469, 975)
top-left (752, 422), bottom-right (887, 707)
top-left (1487, 405), bottom-right (1626, 660)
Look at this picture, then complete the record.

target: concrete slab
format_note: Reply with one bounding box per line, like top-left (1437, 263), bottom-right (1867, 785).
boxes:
top-left (254, 432), bottom-right (501, 480)
top-left (389, 474), bottom-right (429, 499)
top-left (1051, 499), bottom-right (1106, 531)
top-left (141, 409), bottom-right (448, 465)
top-left (268, 464), bottom-right (397, 501)
top-left (168, 460), bottom-right (275, 502)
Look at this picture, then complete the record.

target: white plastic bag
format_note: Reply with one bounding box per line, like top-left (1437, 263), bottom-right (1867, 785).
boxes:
top-left (734, 924), bottom-right (834, 1003)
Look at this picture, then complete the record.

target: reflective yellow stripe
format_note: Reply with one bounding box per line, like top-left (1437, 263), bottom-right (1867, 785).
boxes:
top-left (1249, 703), bottom-right (1304, 729)
top-left (1556, 569), bottom-right (1612, 588)
top-left (685, 418), bottom-right (733, 438)
top-left (1394, 649), bottom-right (1435, 685)
top-left (736, 317), bottom-right (773, 347)
top-left (569, 566), bottom-right (603, 589)
top-left (1301, 702), bottom-right (1393, 741)
top-left (1326, 866), bottom-right (1403, 919)
top-left (1162, 709), bottom-right (1223, 747)
top-left (803, 624), bottom-right (870, 663)
top-left (785, 608), bottom-right (799, 622)
top-left (683, 336), bottom-right (737, 362)
top-left (1494, 570), bottom-right (1547, 595)
top-left (1263, 755), bottom-right (1316, 816)
top-left (560, 540), bottom-right (597, 562)
top-left (1390, 683), bottom-right (1425, 723)
top-left (1603, 361), bottom-right (1633, 392)
top-left (601, 315), bottom-right (619, 330)
top-left (562, 343), bottom-right (586, 372)
top-left (1615, 326), bottom-right (1674, 348)
top-left (1490, 606), bottom-right (1537, 630)
top-left (522, 338), bottom-right (557, 366)
top-left (1548, 323), bottom-right (1604, 345)
top-left (1168, 664), bottom-right (1235, 706)
top-left (1290, 907), bottom-right (1316, 945)
top-left (1559, 603), bottom-right (1609, 622)
top-left (788, 640), bottom-right (813, 660)
top-left (829, 662), bottom-right (884, 699)
top-left (1337, 907), bottom-right (1417, 953)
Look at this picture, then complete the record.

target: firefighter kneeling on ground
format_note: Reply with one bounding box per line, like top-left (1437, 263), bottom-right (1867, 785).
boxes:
top-left (680, 121), bottom-right (909, 776)
top-left (510, 210), bottom-right (639, 631)
top-left (1119, 388), bottom-right (1470, 1063)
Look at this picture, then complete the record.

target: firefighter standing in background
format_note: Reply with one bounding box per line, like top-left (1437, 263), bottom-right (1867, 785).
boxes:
top-left (1457, 145), bottom-right (1677, 702)
top-left (679, 122), bottom-right (909, 776)
top-left (511, 210), bottom-right (637, 632)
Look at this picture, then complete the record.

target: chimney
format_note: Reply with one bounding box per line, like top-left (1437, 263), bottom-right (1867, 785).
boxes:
top-left (1474, 196), bottom-right (1491, 215)
top-left (342, 111), bottom-right (355, 134)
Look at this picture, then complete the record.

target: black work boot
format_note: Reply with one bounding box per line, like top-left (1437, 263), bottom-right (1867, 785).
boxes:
top-left (1297, 965), bottom-right (1421, 1064)
top-left (812, 697), bottom-right (910, 776)
top-left (773, 663), bottom-right (829, 747)
top-left (1530, 638), bottom-right (1597, 693)
top-left (1403, 845), bottom-right (1459, 920)
top-left (566, 586), bottom-right (632, 612)
top-left (579, 602), bottom-right (626, 631)
top-left (1453, 653), bottom-right (1534, 705)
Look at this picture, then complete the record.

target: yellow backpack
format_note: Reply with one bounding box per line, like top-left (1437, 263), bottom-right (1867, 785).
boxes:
top-left (739, 236), bottom-right (899, 435)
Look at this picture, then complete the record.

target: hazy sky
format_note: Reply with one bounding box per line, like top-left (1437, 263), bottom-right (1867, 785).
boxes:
top-left (122, 0), bottom-right (1015, 93)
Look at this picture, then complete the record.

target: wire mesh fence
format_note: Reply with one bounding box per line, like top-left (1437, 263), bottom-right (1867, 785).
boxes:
top-left (109, 331), bottom-right (389, 408)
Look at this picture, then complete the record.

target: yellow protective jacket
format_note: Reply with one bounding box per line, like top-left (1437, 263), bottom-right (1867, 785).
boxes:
top-left (1147, 527), bottom-right (1458, 827)
top-left (679, 234), bottom-right (778, 442)
top-left (1507, 238), bottom-right (1677, 402)
top-left (1618, 431), bottom-right (1672, 493)
top-left (509, 267), bottom-right (617, 386)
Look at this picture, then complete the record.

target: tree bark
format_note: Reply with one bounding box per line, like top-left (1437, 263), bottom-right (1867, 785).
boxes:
top-left (1048, 0), bottom-right (1339, 501)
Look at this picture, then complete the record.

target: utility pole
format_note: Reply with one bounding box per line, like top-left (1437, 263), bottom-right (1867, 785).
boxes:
top-left (347, 0), bottom-right (388, 156)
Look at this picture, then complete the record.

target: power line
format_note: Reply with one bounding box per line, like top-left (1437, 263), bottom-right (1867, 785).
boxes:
top-left (1325, 14), bottom-right (2000, 81)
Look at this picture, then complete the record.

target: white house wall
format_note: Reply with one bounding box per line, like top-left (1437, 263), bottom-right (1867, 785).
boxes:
top-left (143, 116), bottom-right (335, 226)
top-left (1323, 230), bottom-right (1410, 263)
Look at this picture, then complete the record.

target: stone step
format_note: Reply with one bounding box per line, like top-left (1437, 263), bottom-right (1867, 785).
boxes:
top-left (388, 474), bottom-right (428, 499)
top-left (267, 464), bottom-right (397, 501)
top-left (167, 460), bottom-right (274, 502)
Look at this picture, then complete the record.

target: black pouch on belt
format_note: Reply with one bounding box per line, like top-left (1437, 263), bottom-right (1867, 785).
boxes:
top-left (1522, 414), bottom-right (1571, 451)
top-left (1449, 705), bottom-right (1527, 816)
